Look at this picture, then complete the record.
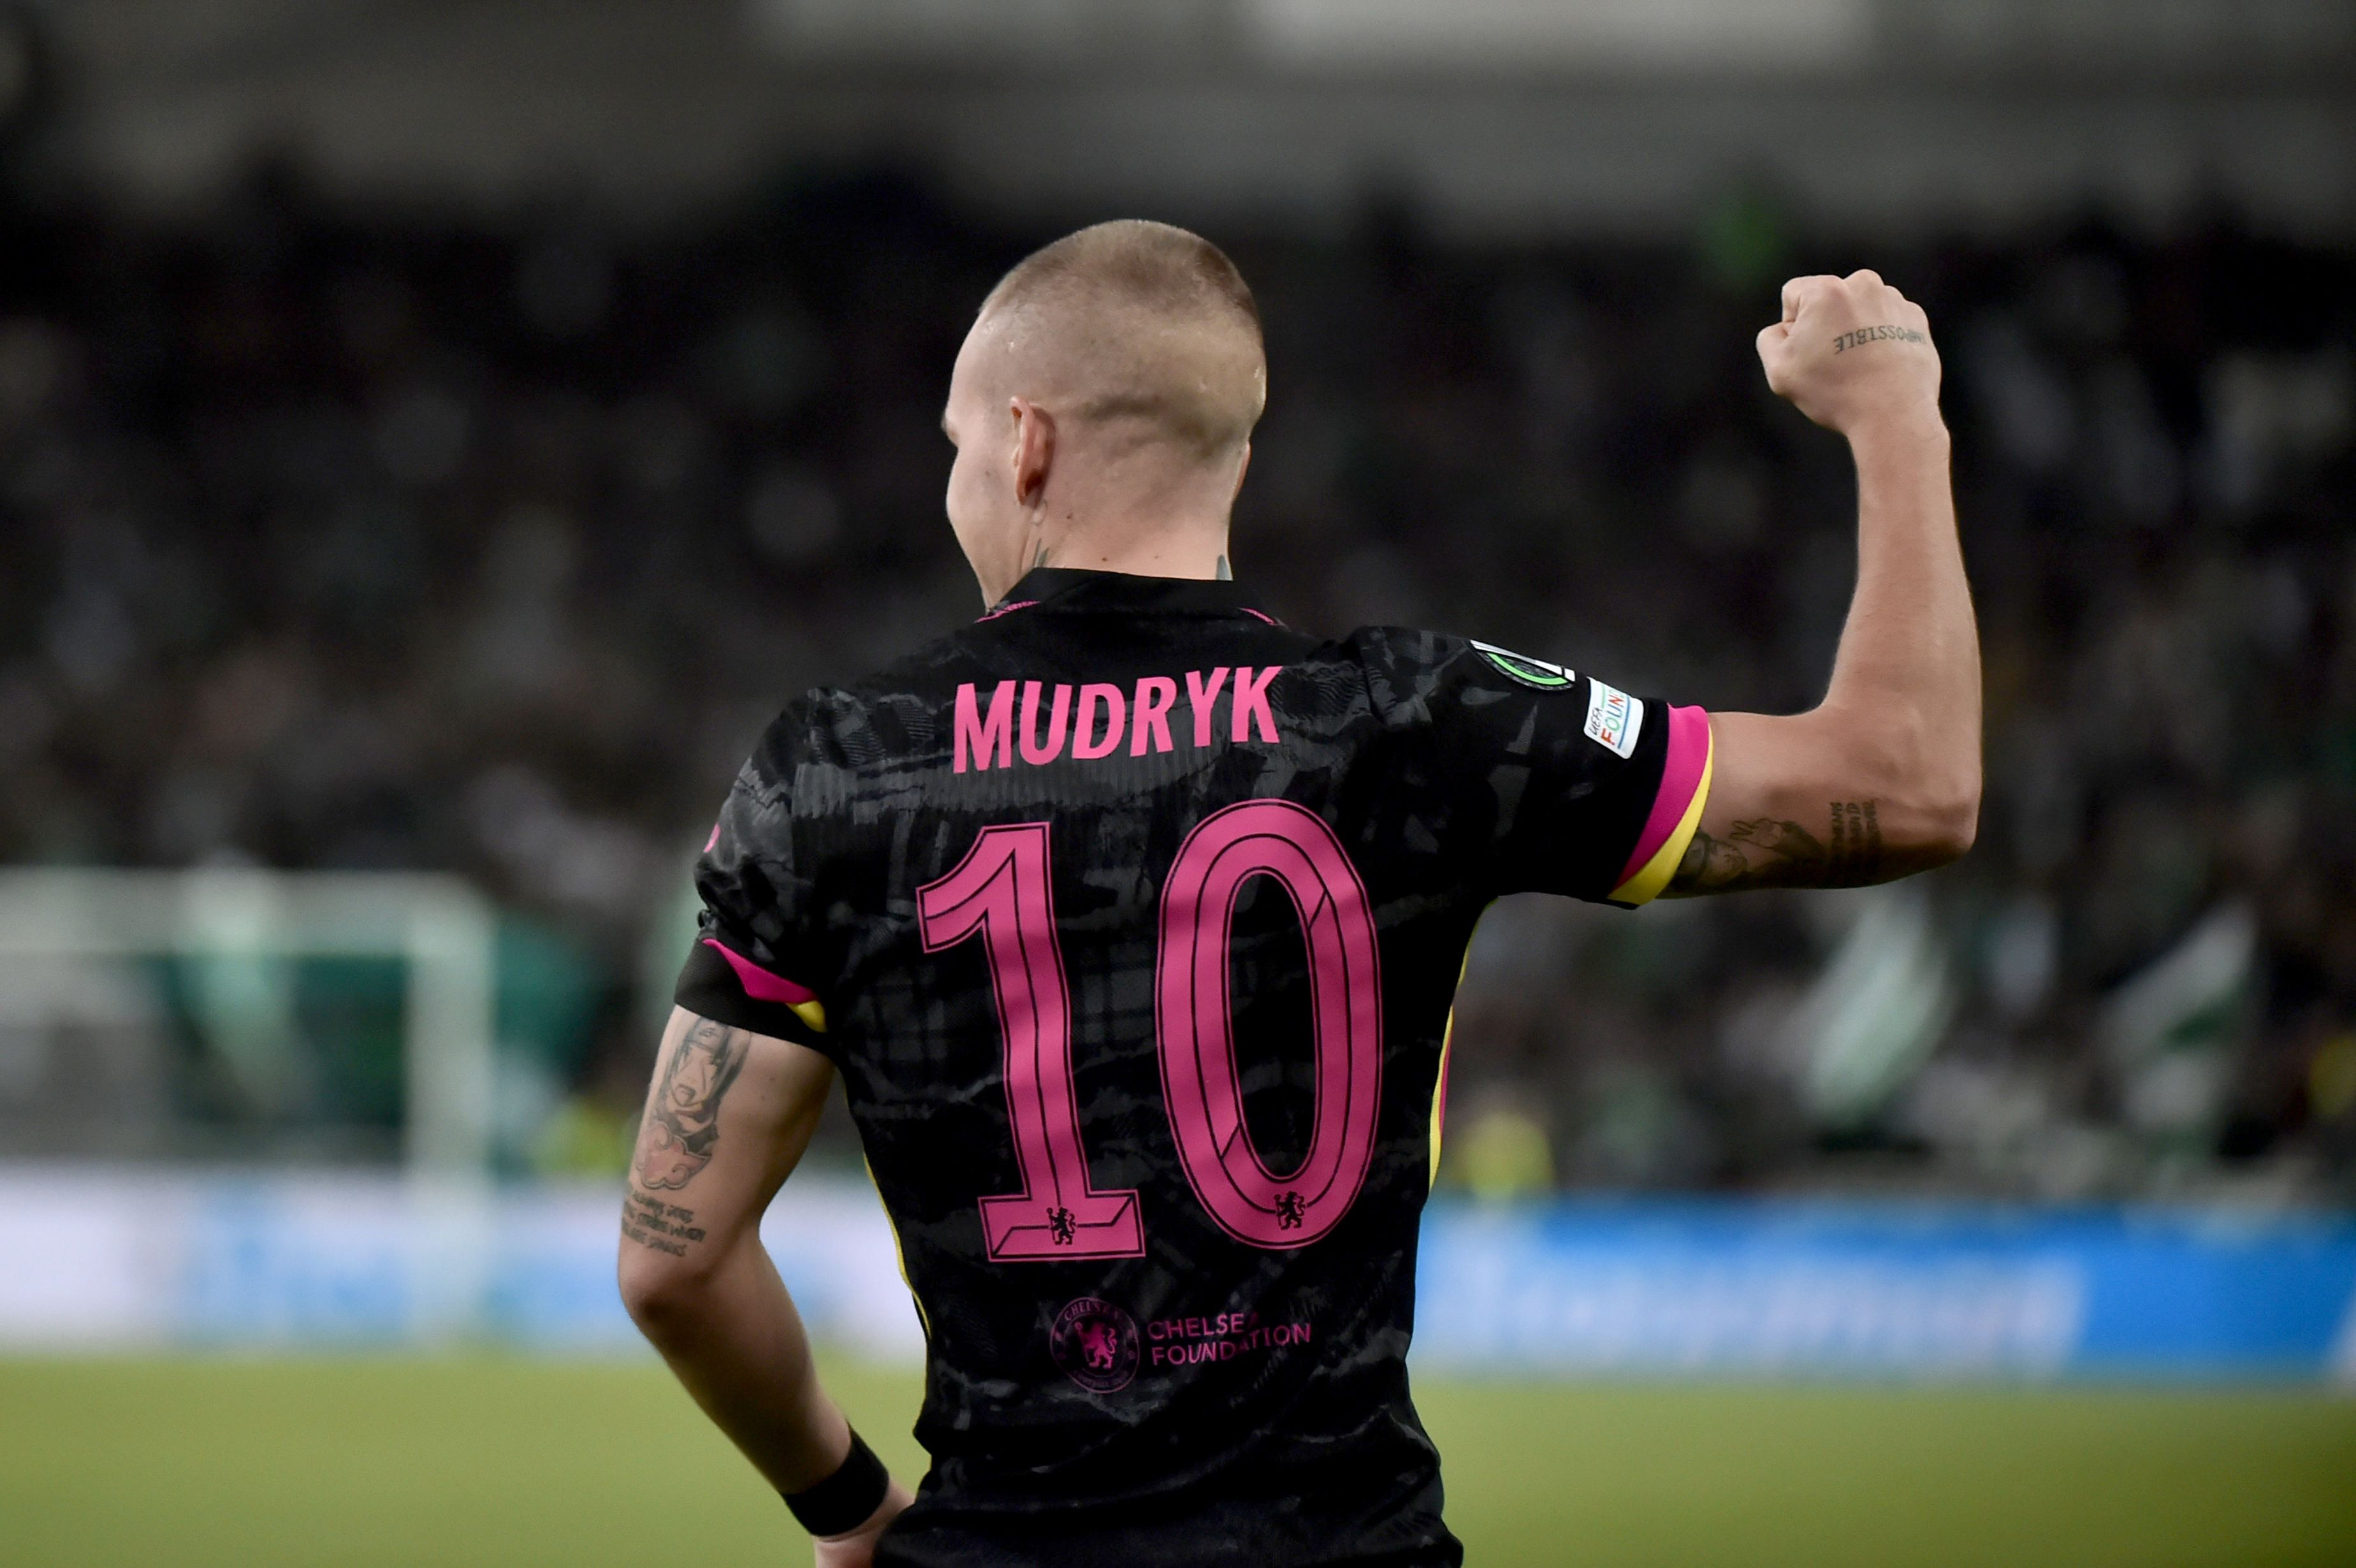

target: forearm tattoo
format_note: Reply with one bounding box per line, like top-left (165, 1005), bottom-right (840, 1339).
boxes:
top-left (1668, 800), bottom-right (1884, 893)
top-left (622, 1015), bottom-right (748, 1254)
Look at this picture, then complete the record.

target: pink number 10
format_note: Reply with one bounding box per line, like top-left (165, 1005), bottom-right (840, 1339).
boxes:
top-left (917, 801), bottom-right (1383, 1260)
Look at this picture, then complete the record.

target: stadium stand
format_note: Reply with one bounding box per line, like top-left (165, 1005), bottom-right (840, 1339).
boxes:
top-left (0, 168), bottom-right (2349, 1200)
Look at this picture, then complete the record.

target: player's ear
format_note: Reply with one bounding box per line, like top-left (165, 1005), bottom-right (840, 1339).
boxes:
top-left (1010, 396), bottom-right (1056, 510)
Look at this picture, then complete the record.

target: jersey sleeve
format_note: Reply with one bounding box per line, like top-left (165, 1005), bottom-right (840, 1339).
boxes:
top-left (672, 708), bottom-right (835, 1054)
top-left (1356, 631), bottom-right (1714, 906)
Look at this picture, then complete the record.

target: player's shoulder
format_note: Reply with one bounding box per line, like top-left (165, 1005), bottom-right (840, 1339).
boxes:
top-left (734, 627), bottom-right (1000, 787)
top-left (1337, 623), bottom-right (1471, 681)
top-left (1331, 623), bottom-right (1573, 721)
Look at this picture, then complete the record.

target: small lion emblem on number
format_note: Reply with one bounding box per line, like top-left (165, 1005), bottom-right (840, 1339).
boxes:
top-left (1049, 1297), bottom-right (1140, 1393)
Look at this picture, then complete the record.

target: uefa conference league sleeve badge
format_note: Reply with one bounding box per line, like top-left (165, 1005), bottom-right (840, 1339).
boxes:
top-left (1470, 639), bottom-right (1575, 690)
top-left (1471, 639), bottom-right (1642, 758)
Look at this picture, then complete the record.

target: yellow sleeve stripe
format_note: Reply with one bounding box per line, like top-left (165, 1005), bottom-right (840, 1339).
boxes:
top-left (1429, 1014), bottom-right (1454, 1190)
top-left (1428, 927), bottom-right (1479, 1189)
top-left (1608, 729), bottom-right (1715, 906)
top-left (866, 1156), bottom-right (931, 1344)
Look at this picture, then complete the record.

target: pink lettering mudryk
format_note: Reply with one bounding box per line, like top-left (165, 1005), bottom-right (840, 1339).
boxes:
top-left (954, 681), bottom-right (1016, 773)
top-left (954, 669), bottom-right (1281, 770)
top-left (1072, 684), bottom-right (1126, 760)
top-left (1231, 665), bottom-right (1279, 743)
top-left (1186, 668), bottom-right (1229, 747)
top-left (1019, 682), bottom-right (1072, 766)
top-left (1131, 677), bottom-right (1178, 756)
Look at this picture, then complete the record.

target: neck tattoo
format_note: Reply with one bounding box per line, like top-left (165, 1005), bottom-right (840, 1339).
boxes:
top-left (1215, 555), bottom-right (1232, 581)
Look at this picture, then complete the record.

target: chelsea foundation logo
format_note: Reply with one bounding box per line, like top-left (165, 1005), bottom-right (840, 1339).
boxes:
top-left (1050, 1297), bottom-right (1140, 1393)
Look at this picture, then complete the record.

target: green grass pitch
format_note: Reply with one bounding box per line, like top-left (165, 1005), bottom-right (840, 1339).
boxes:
top-left (3, 1357), bottom-right (2352, 1566)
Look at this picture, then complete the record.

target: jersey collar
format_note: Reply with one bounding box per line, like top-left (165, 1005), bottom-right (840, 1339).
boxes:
top-left (987, 568), bottom-right (1271, 620)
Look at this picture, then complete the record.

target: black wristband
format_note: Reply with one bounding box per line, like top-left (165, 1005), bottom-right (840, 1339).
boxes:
top-left (784, 1429), bottom-right (891, 1538)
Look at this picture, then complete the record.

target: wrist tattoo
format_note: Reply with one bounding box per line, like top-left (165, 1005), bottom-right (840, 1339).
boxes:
top-left (1668, 799), bottom-right (1884, 893)
top-left (1832, 324), bottom-right (1926, 353)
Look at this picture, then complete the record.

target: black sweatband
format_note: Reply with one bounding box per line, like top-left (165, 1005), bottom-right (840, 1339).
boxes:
top-left (784, 1429), bottom-right (891, 1537)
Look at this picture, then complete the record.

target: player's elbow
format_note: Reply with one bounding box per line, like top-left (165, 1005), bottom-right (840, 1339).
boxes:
top-left (1865, 719), bottom-right (1981, 870)
top-left (1906, 780), bottom-right (1980, 868)
top-left (1814, 702), bottom-right (1979, 874)
top-left (1899, 727), bottom-right (1981, 867)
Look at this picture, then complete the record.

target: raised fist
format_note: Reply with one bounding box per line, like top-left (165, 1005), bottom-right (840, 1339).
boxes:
top-left (1756, 270), bottom-right (1941, 436)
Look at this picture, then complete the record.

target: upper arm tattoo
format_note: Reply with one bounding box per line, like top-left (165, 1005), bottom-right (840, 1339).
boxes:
top-left (623, 1015), bottom-right (749, 1254)
top-left (633, 1015), bottom-right (748, 1191)
top-left (1668, 800), bottom-right (1884, 894)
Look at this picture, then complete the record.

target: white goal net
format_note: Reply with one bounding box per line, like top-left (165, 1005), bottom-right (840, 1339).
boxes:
top-left (0, 867), bottom-right (497, 1175)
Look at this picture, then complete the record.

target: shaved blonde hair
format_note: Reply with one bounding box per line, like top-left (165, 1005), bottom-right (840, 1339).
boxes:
top-left (978, 220), bottom-right (1267, 462)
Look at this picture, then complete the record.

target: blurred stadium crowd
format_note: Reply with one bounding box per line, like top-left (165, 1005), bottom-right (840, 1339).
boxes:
top-left (1, 166), bottom-right (2351, 1201)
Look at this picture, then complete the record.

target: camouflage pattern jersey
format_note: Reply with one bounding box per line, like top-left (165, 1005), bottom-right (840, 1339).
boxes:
top-left (673, 568), bottom-right (1714, 1568)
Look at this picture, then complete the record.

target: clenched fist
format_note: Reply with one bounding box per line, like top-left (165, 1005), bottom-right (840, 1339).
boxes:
top-left (1757, 270), bottom-right (1941, 437)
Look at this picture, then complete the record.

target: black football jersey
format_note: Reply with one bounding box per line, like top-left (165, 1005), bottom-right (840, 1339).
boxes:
top-left (674, 569), bottom-right (1713, 1568)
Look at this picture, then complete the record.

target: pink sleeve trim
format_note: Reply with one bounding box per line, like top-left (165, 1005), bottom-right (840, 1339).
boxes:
top-left (701, 938), bottom-right (819, 1007)
top-left (1613, 704), bottom-right (1712, 890)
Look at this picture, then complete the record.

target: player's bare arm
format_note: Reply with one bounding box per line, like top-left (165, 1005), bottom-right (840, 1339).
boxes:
top-left (618, 1006), bottom-right (914, 1564)
top-left (1667, 270), bottom-right (1980, 895)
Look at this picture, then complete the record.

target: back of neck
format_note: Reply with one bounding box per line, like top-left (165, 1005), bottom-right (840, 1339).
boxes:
top-left (1033, 520), bottom-right (1231, 583)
